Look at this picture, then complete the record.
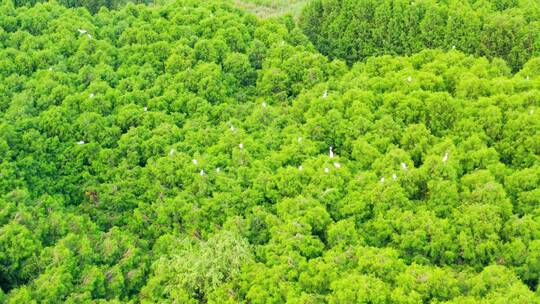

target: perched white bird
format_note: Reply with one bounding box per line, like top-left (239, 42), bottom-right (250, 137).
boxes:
top-left (48, 67), bottom-right (53, 71)
top-left (169, 149), bottom-right (175, 156)
top-left (452, 45), bottom-right (456, 49)
top-left (298, 165), bottom-right (303, 171)
top-left (530, 109), bottom-right (534, 115)
top-left (230, 125), bottom-right (235, 132)
top-left (407, 75), bottom-right (412, 83)
top-left (200, 169), bottom-right (205, 176)
top-left (380, 177), bottom-right (385, 183)
top-left (77, 140), bottom-right (85, 145)
top-left (192, 159), bottom-right (198, 165)
top-left (78, 28), bottom-right (87, 34)
top-left (144, 106), bottom-right (148, 112)
top-left (324, 167), bottom-right (330, 173)
top-left (526, 76), bottom-right (530, 81)
top-left (87, 34), bottom-right (92, 39)
top-left (297, 137), bottom-right (302, 143)
top-left (239, 143), bottom-right (244, 150)
top-left (322, 90), bottom-right (328, 98)
top-left (280, 40), bottom-right (285, 46)
top-left (329, 146), bottom-right (334, 158)
top-left (262, 102), bottom-right (267, 108)
top-left (333, 162), bottom-right (341, 168)
top-left (401, 162), bottom-right (408, 170)
top-left (89, 93), bottom-right (94, 98)
top-left (442, 152), bottom-right (449, 163)
top-left (392, 173), bottom-right (397, 180)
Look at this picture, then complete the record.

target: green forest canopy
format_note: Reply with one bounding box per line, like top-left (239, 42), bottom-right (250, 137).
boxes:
top-left (0, 0), bottom-right (539, 303)
top-left (300, 0), bottom-right (540, 71)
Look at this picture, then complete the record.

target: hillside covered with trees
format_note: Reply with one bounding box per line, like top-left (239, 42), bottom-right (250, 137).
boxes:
top-left (0, 0), bottom-right (539, 303)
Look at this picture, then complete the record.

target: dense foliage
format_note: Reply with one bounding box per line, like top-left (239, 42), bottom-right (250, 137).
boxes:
top-left (12, 0), bottom-right (151, 13)
top-left (0, 0), bottom-right (539, 303)
top-left (300, 0), bottom-right (540, 71)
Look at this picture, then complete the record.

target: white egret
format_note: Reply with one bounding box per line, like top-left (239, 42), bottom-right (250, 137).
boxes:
top-left (48, 67), bottom-right (53, 71)
top-left (239, 143), bottom-right (244, 150)
top-left (530, 109), bottom-right (534, 115)
top-left (333, 162), bottom-right (341, 168)
top-left (230, 125), bottom-right (235, 132)
top-left (169, 149), bottom-right (175, 156)
top-left (401, 162), bottom-right (408, 170)
top-left (329, 146), bottom-right (334, 158)
top-left (77, 141), bottom-right (85, 145)
top-left (322, 90), bottom-right (328, 98)
top-left (78, 29), bottom-right (87, 34)
top-left (200, 169), bottom-right (205, 176)
top-left (144, 106), bottom-right (148, 112)
top-left (407, 75), bottom-right (412, 83)
top-left (324, 167), bottom-right (330, 173)
top-left (262, 102), bottom-right (267, 107)
top-left (392, 173), bottom-right (397, 180)
top-left (442, 152), bottom-right (449, 163)
top-left (380, 177), bottom-right (385, 183)
top-left (297, 137), bottom-right (302, 143)
top-left (298, 165), bottom-right (303, 171)
top-left (192, 159), bottom-right (198, 165)
top-left (89, 93), bottom-right (94, 98)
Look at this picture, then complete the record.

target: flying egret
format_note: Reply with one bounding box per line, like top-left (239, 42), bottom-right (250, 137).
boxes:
top-left (329, 146), bottom-right (334, 158)
top-left (333, 162), bottom-right (341, 168)
top-left (401, 162), bottom-right (408, 170)
top-left (324, 167), bottom-right (330, 173)
top-left (407, 75), bottom-right (412, 83)
top-left (442, 152), bottom-right (449, 163)
top-left (192, 159), bottom-right (198, 165)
